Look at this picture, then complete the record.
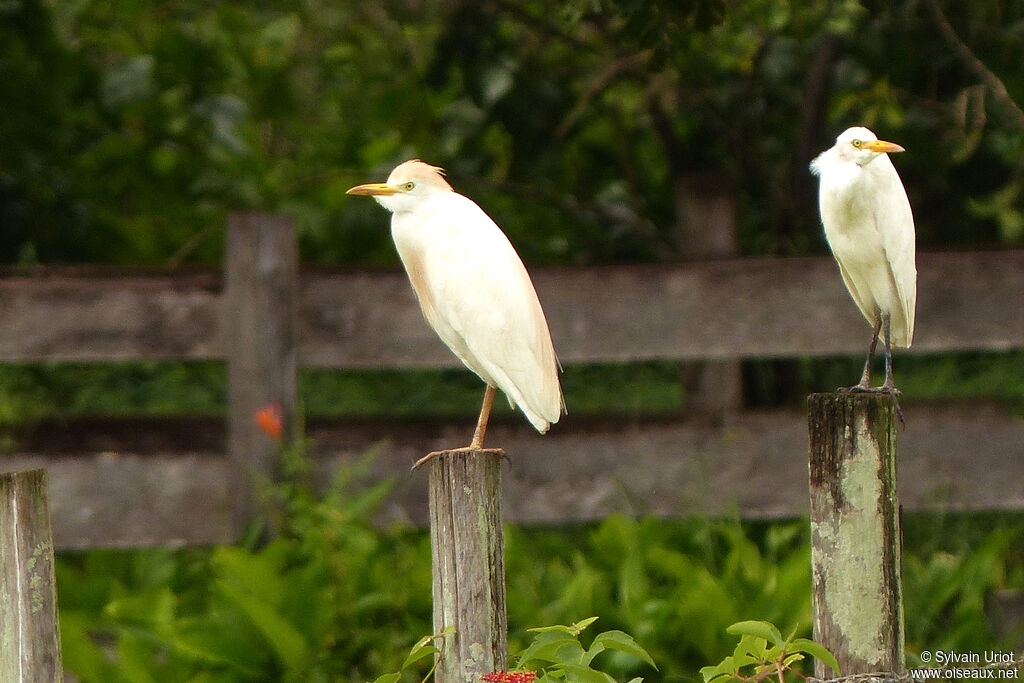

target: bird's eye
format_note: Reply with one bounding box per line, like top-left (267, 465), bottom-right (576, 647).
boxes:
top-left (403, 181), bottom-right (416, 191)
top-left (851, 139), bottom-right (862, 148)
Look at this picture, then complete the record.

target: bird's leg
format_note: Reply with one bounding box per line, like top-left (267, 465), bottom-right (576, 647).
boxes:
top-left (878, 314), bottom-right (905, 427)
top-left (412, 385), bottom-right (502, 470)
top-left (879, 314), bottom-right (897, 392)
top-left (469, 384), bottom-right (497, 449)
top-left (842, 319), bottom-right (881, 392)
top-left (840, 314), bottom-right (905, 426)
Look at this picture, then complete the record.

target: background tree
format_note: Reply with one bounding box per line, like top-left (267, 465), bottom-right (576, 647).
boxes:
top-left (3, 0), bottom-right (1022, 267)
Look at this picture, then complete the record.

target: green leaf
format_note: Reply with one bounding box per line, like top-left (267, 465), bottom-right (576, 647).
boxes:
top-left (60, 612), bottom-right (128, 683)
top-left (700, 660), bottom-right (737, 683)
top-left (369, 675), bottom-right (401, 683)
top-left (571, 616), bottom-right (600, 634)
top-left (581, 640), bottom-right (606, 667)
top-left (169, 614), bottom-right (268, 675)
top-left (116, 632), bottom-right (160, 683)
top-left (552, 662), bottom-right (618, 683)
top-left (789, 638), bottom-right (841, 676)
top-left (528, 624), bottom-right (577, 635)
top-left (781, 653), bottom-right (805, 668)
top-left (401, 627), bottom-right (452, 670)
top-left (518, 631), bottom-right (586, 666)
top-left (732, 634), bottom-right (768, 664)
top-left (591, 630), bottom-right (658, 669)
top-left (401, 643), bottom-right (436, 670)
top-left (104, 586), bottom-right (176, 627)
top-left (726, 620), bottom-right (785, 647)
top-left (215, 578), bottom-right (311, 673)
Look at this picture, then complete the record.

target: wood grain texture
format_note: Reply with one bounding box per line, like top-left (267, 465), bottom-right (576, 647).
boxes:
top-left (0, 268), bottom-right (222, 361)
top-left (428, 450), bottom-right (507, 682)
top-left (2, 251), bottom-right (1021, 365)
top-left (808, 393), bottom-right (904, 678)
top-left (0, 469), bottom-right (63, 682)
top-left (225, 213), bottom-right (297, 537)
top-left (1, 401), bottom-right (1020, 548)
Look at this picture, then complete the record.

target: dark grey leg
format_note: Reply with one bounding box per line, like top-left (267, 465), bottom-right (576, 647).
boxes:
top-left (842, 318), bottom-right (881, 392)
top-left (878, 313), bottom-right (905, 426)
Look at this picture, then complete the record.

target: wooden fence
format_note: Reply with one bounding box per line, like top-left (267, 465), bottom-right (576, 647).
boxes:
top-left (1, 215), bottom-right (1022, 548)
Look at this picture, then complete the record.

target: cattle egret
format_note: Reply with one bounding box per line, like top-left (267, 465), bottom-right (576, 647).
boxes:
top-left (810, 126), bottom-right (917, 419)
top-left (347, 160), bottom-right (563, 467)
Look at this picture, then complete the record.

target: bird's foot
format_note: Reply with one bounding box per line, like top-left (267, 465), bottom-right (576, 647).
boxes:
top-left (835, 384), bottom-right (905, 428)
top-left (878, 382), bottom-right (905, 428)
top-left (411, 446), bottom-right (507, 471)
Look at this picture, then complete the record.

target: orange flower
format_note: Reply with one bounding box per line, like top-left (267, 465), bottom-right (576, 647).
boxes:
top-left (254, 403), bottom-right (283, 441)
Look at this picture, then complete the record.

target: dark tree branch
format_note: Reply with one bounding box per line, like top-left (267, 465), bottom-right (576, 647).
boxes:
top-left (555, 49), bottom-right (653, 139)
top-left (925, 0), bottom-right (1024, 132)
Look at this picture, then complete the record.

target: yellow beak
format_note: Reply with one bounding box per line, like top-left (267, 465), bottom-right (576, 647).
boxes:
top-left (346, 182), bottom-right (400, 196)
top-left (864, 139), bottom-right (905, 154)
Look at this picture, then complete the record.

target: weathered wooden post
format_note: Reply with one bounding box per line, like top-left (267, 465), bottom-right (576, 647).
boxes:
top-left (225, 212), bottom-right (298, 538)
top-left (0, 468), bottom-right (63, 682)
top-left (675, 174), bottom-right (743, 414)
top-left (428, 450), bottom-right (508, 682)
top-left (808, 393), bottom-right (904, 678)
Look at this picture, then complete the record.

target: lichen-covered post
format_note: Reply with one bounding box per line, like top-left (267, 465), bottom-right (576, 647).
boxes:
top-left (0, 468), bottom-right (63, 682)
top-left (808, 393), bottom-right (904, 678)
top-left (428, 449), bottom-right (508, 683)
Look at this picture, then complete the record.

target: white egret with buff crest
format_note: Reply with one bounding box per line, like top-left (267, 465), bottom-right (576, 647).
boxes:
top-left (347, 160), bottom-right (564, 467)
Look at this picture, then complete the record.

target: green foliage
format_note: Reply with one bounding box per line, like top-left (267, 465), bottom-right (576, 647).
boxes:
top-left (374, 618), bottom-right (656, 683)
top-left (56, 479), bottom-right (1023, 683)
top-left (504, 517), bottom-right (814, 680)
top-left (514, 616), bottom-right (656, 682)
top-left (368, 627), bottom-right (452, 683)
top-left (903, 519), bottom-right (1024, 661)
top-left (5, 0), bottom-right (1023, 266)
top-left (699, 620), bottom-right (839, 683)
top-left (58, 461), bottom-right (434, 682)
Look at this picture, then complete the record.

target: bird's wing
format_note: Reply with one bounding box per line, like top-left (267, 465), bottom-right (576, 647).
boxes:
top-left (403, 195), bottom-right (563, 430)
top-left (817, 160), bottom-right (884, 331)
top-left (870, 158), bottom-right (917, 346)
top-left (831, 257), bottom-right (876, 329)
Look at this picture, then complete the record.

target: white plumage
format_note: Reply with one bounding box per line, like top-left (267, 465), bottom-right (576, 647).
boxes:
top-left (347, 160), bottom-right (563, 457)
top-left (811, 126), bottom-right (917, 396)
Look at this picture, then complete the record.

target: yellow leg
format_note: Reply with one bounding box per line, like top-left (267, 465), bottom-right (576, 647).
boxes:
top-left (412, 385), bottom-right (502, 470)
top-left (469, 384), bottom-right (497, 449)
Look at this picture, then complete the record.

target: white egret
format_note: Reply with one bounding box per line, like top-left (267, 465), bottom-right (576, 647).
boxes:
top-left (347, 160), bottom-right (563, 467)
top-left (810, 126), bottom-right (917, 417)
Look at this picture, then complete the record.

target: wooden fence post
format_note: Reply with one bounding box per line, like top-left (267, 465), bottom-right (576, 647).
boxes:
top-left (808, 393), bottom-right (904, 679)
top-left (428, 450), bottom-right (508, 682)
top-left (225, 212), bottom-right (298, 539)
top-left (675, 174), bottom-right (743, 414)
top-left (0, 468), bottom-right (63, 682)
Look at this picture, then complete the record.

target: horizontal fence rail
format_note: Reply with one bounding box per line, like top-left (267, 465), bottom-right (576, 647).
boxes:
top-left (2, 250), bottom-right (1022, 365)
top-left (1, 244), bottom-right (1022, 548)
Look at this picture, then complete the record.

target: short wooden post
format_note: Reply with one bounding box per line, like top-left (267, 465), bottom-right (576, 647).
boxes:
top-left (0, 469), bottom-right (63, 682)
top-left (428, 450), bottom-right (508, 682)
top-left (808, 393), bottom-right (904, 678)
top-left (225, 212), bottom-right (298, 538)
